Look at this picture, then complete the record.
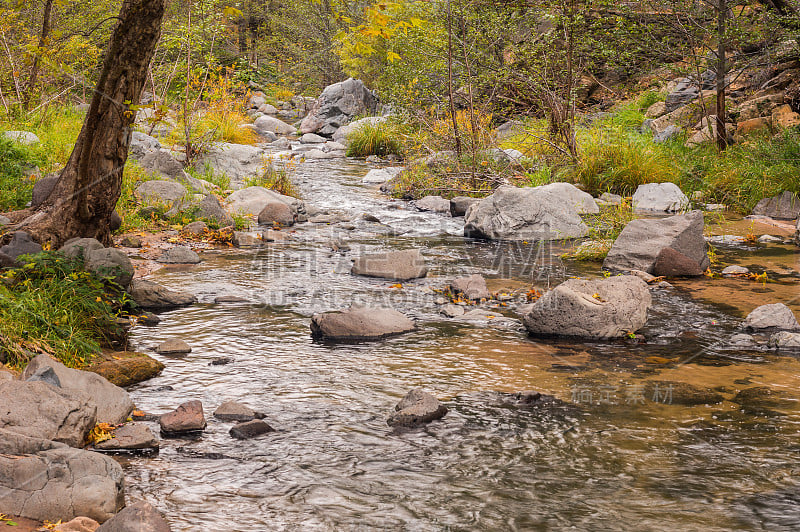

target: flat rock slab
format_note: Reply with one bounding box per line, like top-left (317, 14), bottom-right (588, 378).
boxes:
top-left (449, 274), bottom-right (491, 300)
top-left (229, 419), bottom-right (275, 439)
top-left (95, 501), bottom-right (171, 532)
top-left (159, 400), bottom-right (206, 435)
top-left (214, 400), bottom-right (262, 422)
top-left (414, 195), bottom-right (451, 213)
top-left (311, 306), bottom-right (415, 341)
top-left (158, 246), bottom-right (201, 264)
top-left (95, 423), bottom-right (159, 451)
top-left (89, 352), bottom-right (164, 388)
top-left (387, 389), bottom-right (448, 427)
top-left (743, 303), bottom-right (800, 331)
top-left (129, 279), bottom-right (197, 310)
top-left (351, 249), bottom-right (427, 280)
top-left (155, 339), bottom-right (192, 355)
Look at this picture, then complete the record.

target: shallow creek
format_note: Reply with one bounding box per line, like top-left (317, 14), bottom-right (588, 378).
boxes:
top-left (124, 155), bottom-right (800, 531)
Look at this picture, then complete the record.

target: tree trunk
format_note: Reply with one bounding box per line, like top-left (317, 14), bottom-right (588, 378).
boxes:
top-left (24, 0), bottom-right (54, 110)
top-left (4, 0), bottom-right (165, 248)
top-left (715, 0), bottom-right (728, 151)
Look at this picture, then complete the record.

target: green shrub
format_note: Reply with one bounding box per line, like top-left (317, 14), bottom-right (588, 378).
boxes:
top-left (346, 120), bottom-right (403, 157)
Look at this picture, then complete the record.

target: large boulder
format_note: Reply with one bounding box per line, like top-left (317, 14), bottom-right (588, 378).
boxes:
top-left (85, 248), bottom-right (134, 287)
top-left (225, 186), bottom-right (304, 219)
top-left (134, 180), bottom-right (187, 211)
top-left (300, 78), bottom-right (379, 137)
top-left (22, 354), bottom-right (134, 425)
top-left (536, 182), bottom-right (599, 214)
top-left (3, 130), bottom-right (40, 145)
top-left (310, 306), bottom-right (415, 341)
top-left (0, 429), bottom-right (124, 523)
top-left (387, 389), bottom-right (448, 427)
top-left (129, 131), bottom-right (161, 159)
top-left (631, 183), bottom-right (689, 212)
top-left (0, 231), bottom-right (42, 260)
top-left (0, 380), bottom-right (96, 447)
top-left (193, 142), bottom-right (266, 186)
top-left (333, 116), bottom-right (386, 145)
top-left (450, 196), bottom-right (482, 217)
top-left (603, 211), bottom-right (709, 274)
top-left (743, 303), bottom-right (800, 331)
top-left (60, 237), bottom-right (104, 260)
top-left (95, 501), bottom-right (171, 532)
top-left (449, 274), bottom-right (491, 300)
top-left (522, 275), bottom-right (651, 339)
top-left (253, 115), bottom-right (295, 136)
top-left (257, 201), bottom-right (295, 226)
top-left (196, 193), bottom-right (235, 227)
top-left (139, 150), bottom-right (188, 181)
top-left (463, 185), bottom-right (588, 241)
top-left (751, 191), bottom-right (800, 220)
top-left (128, 279), bottom-right (197, 310)
top-left (351, 249), bottom-right (427, 280)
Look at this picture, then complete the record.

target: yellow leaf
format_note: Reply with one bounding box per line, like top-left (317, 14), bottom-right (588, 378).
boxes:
top-left (387, 51), bottom-right (401, 63)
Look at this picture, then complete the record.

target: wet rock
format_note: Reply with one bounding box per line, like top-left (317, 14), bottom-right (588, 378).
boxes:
top-left (743, 303), bottom-right (800, 331)
top-left (94, 423), bottom-right (159, 451)
top-left (159, 400), bottom-right (206, 435)
top-left (214, 295), bottom-right (248, 303)
top-left (155, 339), bottom-right (192, 355)
top-left (95, 501), bottom-right (171, 532)
top-left (0, 231), bottom-right (42, 260)
top-left (768, 331), bottom-right (800, 349)
top-left (643, 381), bottom-right (723, 405)
top-left (257, 201), bottom-right (295, 226)
top-left (214, 400), bottom-right (262, 422)
top-left (387, 389), bottom-right (448, 427)
top-left (728, 333), bottom-right (757, 347)
top-left (0, 380), bottom-right (96, 447)
top-left (230, 231), bottom-right (261, 247)
top-left (629, 269), bottom-right (657, 283)
top-left (631, 182), bottom-right (689, 212)
top-left (229, 419), bottom-right (275, 439)
top-left (722, 265), bottom-right (750, 276)
top-left (301, 78), bottom-right (379, 137)
top-left (271, 137), bottom-right (291, 150)
top-left (26, 365), bottom-right (61, 387)
top-left (757, 234), bottom-right (782, 243)
top-left (182, 221), bottom-right (207, 235)
top-left (129, 279), bottom-right (197, 310)
top-left (449, 274), bottom-right (491, 300)
top-left (254, 115), bottom-right (295, 136)
top-left (440, 304), bottom-right (466, 318)
top-left (450, 196), bottom-right (481, 217)
top-left (209, 357), bottom-right (234, 366)
top-left (54, 516), bottom-right (101, 532)
top-left (362, 168), bottom-right (392, 184)
top-left (733, 386), bottom-right (795, 415)
top-left (751, 190), bottom-right (800, 220)
top-left (464, 185), bottom-right (588, 241)
top-left (300, 132), bottom-right (326, 144)
top-left (522, 275), bottom-right (651, 339)
top-left (603, 211), bottom-right (709, 274)
top-left (652, 246), bottom-right (704, 277)
top-left (196, 193), bottom-right (235, 227)
top-left (60, 237), bottom-right (104, 260)
top-left (22, 354), bottom-right (134, 425)
top-left (158, 246), bottom-right (200, 264)
top-left (351, 249), bottom-right (427, 280)
top-left (414, 195), bottom-right (451, 213)
top-left (88, 352), bottom-right (165, 388)
top-left (0, 429), bottom-right (124, 523)
top-left (85, 248), bottom-right (134, 287)
top-left (311, 306), bottom-right (415, 341)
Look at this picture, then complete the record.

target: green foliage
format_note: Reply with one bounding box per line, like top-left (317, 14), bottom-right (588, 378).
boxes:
top-left (117, 160), bottom-right (159, 232)
top-left (0, 135), bottom-right (35, 211)
top-left (563, 200), bottom-right (637, 262)
top-left (245, 160), bottom-right (299, 198)
top-left (0, 106), bottom-right (83, 174)
top-left (0, 251), bottom-right (126, 369)
top-left (345, 120), bottom-right (404, 157)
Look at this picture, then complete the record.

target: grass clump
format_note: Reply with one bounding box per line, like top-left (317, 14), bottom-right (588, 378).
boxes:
top-left (563, 201), bottom-right (637, 262)
top-left (0, 251), bottom-right (127, 369)
top-left (0, 135), bottom-right (36, 211)
top-left (346, 120), bottom-right (404, 157)
top-left (245, 158), bottom-right (299, 198)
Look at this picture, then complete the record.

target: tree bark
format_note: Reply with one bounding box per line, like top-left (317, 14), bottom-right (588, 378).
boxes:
top-left (4, 0), bottom-right (166, 247)
top-left (24, 0), bottom-right (54, 110)
top-left (715, 0), bottom-right (728, 151)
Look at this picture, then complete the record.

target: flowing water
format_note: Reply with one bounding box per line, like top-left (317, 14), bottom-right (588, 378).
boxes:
top-left (122, 153), bottom-right (800, 531)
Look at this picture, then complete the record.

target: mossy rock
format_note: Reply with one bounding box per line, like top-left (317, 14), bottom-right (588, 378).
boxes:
top-left (89, 351), bottom-right (164, 388)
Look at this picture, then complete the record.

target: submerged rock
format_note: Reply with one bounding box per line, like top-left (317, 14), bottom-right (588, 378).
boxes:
top-left (311, 306), bottom-right (415, 341)
top-left (387, 389), bottom-right (448, 427)
top-left (351, 249), bottom-right (427, 280)
top-left (642, 381), bottom-right (723, 405)
top-left (522, 275), bottom-right (651, 339)
top-left (743, 303), bottom-right (800, 331)
top-left (733, 386), bottom-right (795, 415)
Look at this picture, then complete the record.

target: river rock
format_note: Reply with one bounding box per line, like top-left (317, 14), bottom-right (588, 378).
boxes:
top-left (54, 516), bottom-right (101, 532)
top-left (196, 194), bottom-right (235, 227)
top-left (414, 195), bottom-right (451, 213)
top-left (463, 185), bottom-right (588, 241)
top-left (3, 130), bottom-right (40, 145)
top-left (643, 381), bottom-right (723, 405)
top-left (94, 423), bottom-right (159, 451)
top-left (129, 131), bottom-right (161, 159)
top-left (300, 133), bottom-right (326, 144)
top-left (333, 115), bottom-right (386, 145)
top-left (387, 389), bottom-right (448, 427)
top-left (22, 354), bottom-right (134, 424)
top-left (722, 265), bottom-right (750, 275)
top-left (300, 78), bottom-right (379, 137)
top-left (450, 196), bottom-right (481, 217)
top-left (603, 211), bottom-right (709, 274)
top-left (226, 186), bottom-right (303, 219)
top-left (631, 183), bottom-right (689, 212)
top-left (155, 339), bottom-right (191, 355)
top-left (440, 304), bottom-right (466, 318)
top-left (254, 115), bottom-right (295, 136)
top-left (258, 201), bottom-right (295, 226)
top-left (214, 401), bottom-right (262, 422)
top-left (129, 279), bottom-right (197, 310)
top-left (139, 150), bottom-right (187, 181)
top-left (85, 248), bottom-right (134, 287)
top-left (652, 247), bottom-right (704, 277)
top-left (351, 249), bottom-right (427, 280)
top-left (751, 191), bottom-right (800, 220)
top-left (60, 237), bottom-right (104, 260)
top-left (449, 274), bottom-right (491, 300)
top-left (135, 180), bottom-right (187, 211)
top-left (362, 168), bottom-right (393, 184)
top-left (311, 306), bottom-right (415, 341)
top-left (0, 429), bottom-right (124, 523)
top-left (194, 142), bottom-right (266, 186)
top-left (158, 246), bottom-right (200, 264)
top-left (522, 275), bottom-right (651, 339)
top-left (27, 365), bottom-right (61, 387)
top-left (0, 231), bottom-right (42, 260)
top-left (769, 331), bottom-right (800, 349)
top-left (89, 352), bottom-right (165, 388)
top-left (159, 400), bottom-right (206, 435)
top-left (182, 221), bottom-right (207, 235)
top-left (537, 182), bottom-right (599, 214)
top-left (0, 380), bottom-right (96, 447)
top-left (95, 501), bottom-right (171, 532)
top-left (229, 419), bottom-right (275, 439)
top-left (231, 231), bottom-right (264, 247)
top-left (743, 303), bottom-right (800, 331)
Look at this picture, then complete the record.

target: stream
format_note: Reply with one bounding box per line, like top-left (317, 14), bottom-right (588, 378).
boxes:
top-left (123, 153), bottom-right (800, 531)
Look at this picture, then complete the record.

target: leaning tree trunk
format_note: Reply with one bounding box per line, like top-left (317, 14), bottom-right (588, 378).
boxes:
top-left (4, 0), bottom-right (165, 248)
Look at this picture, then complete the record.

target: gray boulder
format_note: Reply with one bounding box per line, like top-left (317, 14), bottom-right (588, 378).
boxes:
top-left (253, 116), bottom-right (295, 136)
top-left (769, 331), bottom-right (800, 349)
top-left (450, 196), bottom-right (481, 217)
top-left (225, 186), bottom-right (304, 219)
top-left (85, 248), bottom-right (134, 287)
top-left (196, 194), bottom-right (234, 227)
top-left (231, 231), bottom-right (265, 248)
top-left (0, 380), bottom-right (96, 447)
top-left (229, 419), bottom-right (275, 440)
top-left (3, 130), bottom-right (40, 145)
top-left (129, 131), bottom-right (161, 160)
top-left (94, 423), bottom-right (159, 451)
top-left (0, 429), bottom-right (124, 523)
top-left (300, 133), bottom-right (326, 144)
top-left (311, 306), bottom-right (415, 341)
top-left (159, 400), bottom-right (206, 435)
top-left (300, 78), bottom-right (379, 137)
top-left (449, 274), bottom-right (491, 300)
top-left (60, 237), bottom-right (104, 260)
top-left (603, 211), bottom-right (709, 274)
top-left (631, 183), bottom-right (689, 212)
top-left (194, 142), bottom-right (266, 186)
top-left (536, 182), bottom-right (599, 214)
top-left (414, 195), bottom-right (451, 214)
top-left (258, 201), bottom-right (295, 226)
top-left (387, 389), bottom-right (448, 427)
top-left (665, 78), bottom-right (700, 113)
top-left (743, 303), bottom-right (800, 331)
top-left (139, 150), bottom-right (188, 180)
top-left (653, 125), bottom-right (684, 144)
top-left (129, 279), bottom-right (197, 310)
top-left (0, 231), bottom-right (42, 260)
top-left (22, 354), bottom-right (134, 425)
top-left (464, 185), bottom-right (588, 241)
top-left (96, 501), bottom-right (171, 532)
top-left (351, 249), bottom-right (427, 280)
top-left (155, 339), bottom-right (191, 355)
top-left (751, 191), bottom-right (800, 220)
top-left (31, 174), bottom-right (59, 208)
top-left (157, 246), bottom-right (200, 264)
top-left (0, 214), bottom-right (9, 226)
top-left (182, 221), bottom-right (207, 235)
top-left (522, 275), bottom-right (651, 339)
top-left (135, 180), bottom-right (187, 211)
top-left (362, 168), bottom-right (393, 184)
top-left (214, 400), bottom-right (262, 422)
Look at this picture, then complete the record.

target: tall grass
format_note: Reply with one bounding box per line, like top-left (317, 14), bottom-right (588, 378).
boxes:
top-left (0, 136), bottom-right (36, 211)
top-left (346, 120), bottom-right (404, 157)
